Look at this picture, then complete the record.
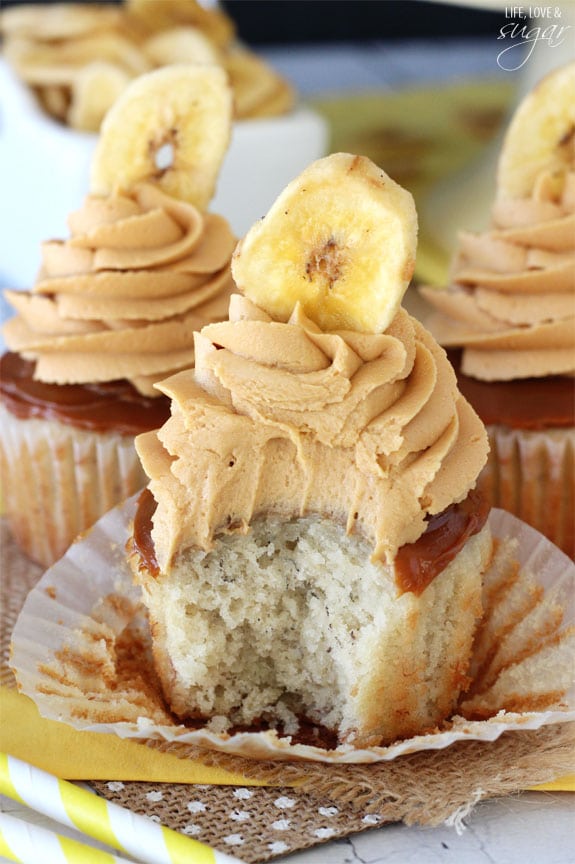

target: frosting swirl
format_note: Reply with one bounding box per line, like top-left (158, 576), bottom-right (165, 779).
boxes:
top-left (136, 294), bottom-right (488, 570)
top-left (420, 168), bottom-right (575, 381)
top-left (3, 183), bottom-right (236, 395)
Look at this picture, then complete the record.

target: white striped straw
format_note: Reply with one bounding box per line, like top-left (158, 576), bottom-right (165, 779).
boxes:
top-left (0, 812), bottom-right (136, 864)
top-left (0, 754), bottom-right (245, 864)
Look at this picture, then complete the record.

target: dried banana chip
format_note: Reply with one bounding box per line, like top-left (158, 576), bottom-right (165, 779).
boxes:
top-left (68, 61), bottom-right (132, 133)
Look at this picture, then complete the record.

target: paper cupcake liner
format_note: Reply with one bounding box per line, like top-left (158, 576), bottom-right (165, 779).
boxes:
top-left (479, 424), bottom-right (575, 559)
top-left (0, 405), bottom-right (148, 568)
top-left (10, 496), bottom-right (575, 765)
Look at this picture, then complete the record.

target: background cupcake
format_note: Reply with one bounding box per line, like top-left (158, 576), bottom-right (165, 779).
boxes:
top-left (420, 63), bottom-right (575, 558)
top-left (1, 64), bottom-right (236, 567)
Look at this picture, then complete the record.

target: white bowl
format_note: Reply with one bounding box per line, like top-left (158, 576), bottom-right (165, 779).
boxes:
top-left (0, 59), bottom-right (328, 288)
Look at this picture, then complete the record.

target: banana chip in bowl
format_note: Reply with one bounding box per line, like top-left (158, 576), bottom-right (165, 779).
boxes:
top-left (0, 1), bottom-right (327, 287)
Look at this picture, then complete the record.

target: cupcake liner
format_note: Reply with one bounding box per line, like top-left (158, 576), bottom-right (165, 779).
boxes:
top-left (0, 405), bottom-right (148, 568)
top-left (10, 496), bottom-right (575, 765)
top-left (480, 424), bottom-right (575, 559)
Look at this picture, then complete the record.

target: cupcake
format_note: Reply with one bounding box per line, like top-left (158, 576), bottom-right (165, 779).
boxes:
top-left (419, 63), bottom-right (575, 558)
top-left (129, 153), bottom-right (492, 749)
top-left (0, 64), bottom-right (236, 567)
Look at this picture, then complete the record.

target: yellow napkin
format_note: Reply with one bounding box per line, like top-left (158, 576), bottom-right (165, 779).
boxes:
top-left (532, 777), bottom-right (575, 792)
top-left (2, 686), bottom-right (573, 790)
top-left (0, 686), bottom-right (265, 786)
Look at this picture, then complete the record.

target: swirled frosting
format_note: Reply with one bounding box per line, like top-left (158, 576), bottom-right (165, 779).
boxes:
top-left (420, 168), bottom-right (575, 381)
top-left (136, 294), bottom-right (488, 571)
top-left (3, 183), bottom-right (236, 396)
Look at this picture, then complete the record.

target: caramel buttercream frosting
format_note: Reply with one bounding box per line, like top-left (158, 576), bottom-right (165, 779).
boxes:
top-left (3, 183), bottom-right (236, 396)
top-left (420, 143), bottom-right (575, 383)
top-left (136, 293), bottom-right (489, 572)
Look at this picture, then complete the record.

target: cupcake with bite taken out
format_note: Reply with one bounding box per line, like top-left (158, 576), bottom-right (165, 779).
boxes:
top-left (0, 64), bottom-right (236, 567)
top-left (129, 153), bottom-right (493, 748)
top-left (420, 63), bottom-right (575, 558)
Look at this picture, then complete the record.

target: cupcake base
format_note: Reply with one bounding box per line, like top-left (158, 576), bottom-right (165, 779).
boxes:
top-left (133, 515), bottom-right (492, 748)
top-left (1, 404), bottom-right (148, 568)
top-left (479, 424), bottom-right (574, 560)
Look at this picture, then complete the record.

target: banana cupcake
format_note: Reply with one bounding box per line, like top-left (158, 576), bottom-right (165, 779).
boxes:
top-left (420, 63), bottom-right (575, 558)
top-left (130, 153), bottom-right (492, 749)
top-left (0, 64), bottom-right (236, 567)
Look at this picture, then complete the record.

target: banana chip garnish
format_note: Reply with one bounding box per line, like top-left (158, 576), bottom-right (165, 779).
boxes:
top-left (232, 153), bottom-right (418, 334)
top-left (90, 65), bottom-right (232, 211)
top-left (497, 62), bottom-right (575, 200)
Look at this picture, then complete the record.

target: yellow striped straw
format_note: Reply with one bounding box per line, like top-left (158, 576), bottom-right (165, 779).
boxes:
top-left (0, 754), bottom-right (245, 864)
top-left (0, 812), bottom-right (135, 864)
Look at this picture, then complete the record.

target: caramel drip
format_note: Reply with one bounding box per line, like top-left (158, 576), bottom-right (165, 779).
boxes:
top-left (447, 349), bottom-right (575, 431)
top-left (132, 489), bottom-right (161, 577)
top-left (132, 487), bottom-right (489, 596)
top-left (0, 352), bottom-right (170, 434)
top-left (394, 488), bottom-right (490, 595)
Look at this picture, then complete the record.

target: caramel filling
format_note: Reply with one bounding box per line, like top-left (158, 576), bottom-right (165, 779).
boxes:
top-left (132, 488), bottom-right (161, 578)
top-left (0, 352), bottom-right (170, 435)
top-left (132, 487), bottom-right (490, 596)
top-left (394, 487), bottom-right (490, 594)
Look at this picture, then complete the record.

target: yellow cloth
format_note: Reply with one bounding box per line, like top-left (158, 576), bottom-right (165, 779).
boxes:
top-left (532, 776), bottom-right (575, 792)
top-left (0, 687), bottom-right (264, 786)
top-left (1, 686), bottom-right (573, 790)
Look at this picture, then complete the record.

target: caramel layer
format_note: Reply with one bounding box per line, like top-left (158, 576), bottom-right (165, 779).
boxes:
top-left (132, 487), bottom-right (489, 596)
top-left (394, 487), bottom-right (490, 595)
top-left (0, 352), bottom-right (170, 435)
top-left (447, 350), bottom-right (575, 431)
top-left (132, 488), bottom-right (161, 578)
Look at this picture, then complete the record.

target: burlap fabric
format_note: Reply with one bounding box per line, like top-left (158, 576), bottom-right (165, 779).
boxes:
top-left (2, 520), bottom-right (574, 863)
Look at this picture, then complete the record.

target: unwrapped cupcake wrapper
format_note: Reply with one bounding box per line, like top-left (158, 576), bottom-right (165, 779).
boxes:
top-left (0, 405), bottom-right (148, 568)
top-left (480, 424), bottom-right (575, 559)
top-left (10, 497), bottom-right (575, 764)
